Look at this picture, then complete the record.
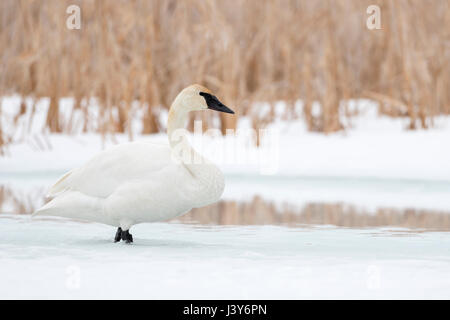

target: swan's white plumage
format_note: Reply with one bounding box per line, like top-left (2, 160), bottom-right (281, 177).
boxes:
top-left (51, 142), bottom-right (172, 198)
top-left (34, 85), bottom-right (227, 231)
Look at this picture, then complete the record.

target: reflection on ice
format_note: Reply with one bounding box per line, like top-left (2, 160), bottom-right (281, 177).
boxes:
top-left (183, 197), bottom-right (450, 231)
top-left (1, 185), bottom-right (450, 231)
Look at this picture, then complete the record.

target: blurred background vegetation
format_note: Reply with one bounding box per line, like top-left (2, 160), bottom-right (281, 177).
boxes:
top-left (0, 0), bottom-right (449, 142)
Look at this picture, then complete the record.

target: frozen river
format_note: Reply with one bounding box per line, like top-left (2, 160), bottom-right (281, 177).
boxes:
top-left (1, 172), bottom-right (450, 299)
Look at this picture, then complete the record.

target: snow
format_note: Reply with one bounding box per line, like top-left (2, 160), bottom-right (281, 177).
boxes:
top-left (2, 96), bottom-right (450, 182)
top-left (2, 96), bottom-right (450, 212)
top-left (1, 215), bottom-right (450, 299)
top-left (2, 96), bottom-right (450, 299)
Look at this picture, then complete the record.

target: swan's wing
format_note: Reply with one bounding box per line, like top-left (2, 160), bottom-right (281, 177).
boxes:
top-left (48, 141), bottom-right (173, 198)
top-left (34, 190), bottom-right (112, 225)
top-left (47, 169), bottom-right (75, 196)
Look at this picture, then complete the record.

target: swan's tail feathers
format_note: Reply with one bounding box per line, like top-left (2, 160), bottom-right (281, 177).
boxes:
top-left (47, 169), bottom-right (75, 197)
top-left (33, 191), bottom-right (105, 223)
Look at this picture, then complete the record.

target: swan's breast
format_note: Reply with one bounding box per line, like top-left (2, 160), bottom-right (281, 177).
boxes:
top-left (105, 164), bottom-right (195, 223)
top-left (185, 163), bottom-right (225, 208)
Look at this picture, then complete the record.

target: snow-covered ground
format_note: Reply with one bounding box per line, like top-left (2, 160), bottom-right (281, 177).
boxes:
top-left (1, 214), bottom-right (450, 299)
top-left (1, 96), bottom-right (450, 299)
top-left (2, 95), bottom-right (450, 181)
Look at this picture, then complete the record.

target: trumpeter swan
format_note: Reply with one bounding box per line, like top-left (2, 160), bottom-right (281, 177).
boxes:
top-left (34, 84), bottom-right (234, 243)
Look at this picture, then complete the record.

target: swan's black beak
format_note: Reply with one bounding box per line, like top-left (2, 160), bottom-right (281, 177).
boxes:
top-left (200, 92), bottom-right (234, 114)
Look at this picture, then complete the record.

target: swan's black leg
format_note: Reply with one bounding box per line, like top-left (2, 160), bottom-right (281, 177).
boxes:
top-left (114, 227), bottom-right (122, 242)
top-left (121, 229), bottom-right (133, 243)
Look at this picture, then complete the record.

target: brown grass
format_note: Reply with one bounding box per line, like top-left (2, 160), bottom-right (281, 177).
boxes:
top-left (0, 0), bottom-right (449, 146)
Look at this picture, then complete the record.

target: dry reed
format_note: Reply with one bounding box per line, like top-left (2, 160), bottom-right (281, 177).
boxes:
top-left (0, 0), bottom-right (449, 148)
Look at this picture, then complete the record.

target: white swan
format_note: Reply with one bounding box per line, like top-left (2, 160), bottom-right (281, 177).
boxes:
top-left (34, 84), bottom-right (234, 243)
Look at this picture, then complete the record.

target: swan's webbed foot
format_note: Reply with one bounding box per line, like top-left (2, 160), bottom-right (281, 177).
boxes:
top-left (114, 227), bottom-right (133, 243)
top-left (114, 227), bottom-right (122, 242)
top-left (121, 229), bottom-right (133, 243)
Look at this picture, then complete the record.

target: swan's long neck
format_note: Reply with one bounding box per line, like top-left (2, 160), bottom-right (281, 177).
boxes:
top-left (167, 97), bottom-right (207, 172)
top-left (167, 106), bottom-right (189, 149)
top-left (167, 97), bottom-right (225, 207)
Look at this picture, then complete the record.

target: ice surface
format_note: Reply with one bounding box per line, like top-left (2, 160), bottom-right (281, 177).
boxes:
top-left (3, 171), bottom-right (450, 213)
top-left (1, 214), bottom-right (450, 299)
top-left (223, 174), bottom-right (450, 212)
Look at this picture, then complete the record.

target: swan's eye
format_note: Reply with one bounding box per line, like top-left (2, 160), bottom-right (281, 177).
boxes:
top-left (199, 92), bottom-right (218, 102)
top-left (199, 92), bottom-right (215, 104)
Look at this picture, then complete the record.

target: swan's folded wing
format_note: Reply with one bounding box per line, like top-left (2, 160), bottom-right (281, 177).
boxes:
top-left (47, 169), bottom-right (75, 197)
top-left (33, 190), bottom-right (108, 224)
top-left (50, 142), bottom-right (172, 198)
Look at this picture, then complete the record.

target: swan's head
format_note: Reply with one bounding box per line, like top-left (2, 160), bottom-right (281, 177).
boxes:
top-left (174, 84), bottom-right (234, 114)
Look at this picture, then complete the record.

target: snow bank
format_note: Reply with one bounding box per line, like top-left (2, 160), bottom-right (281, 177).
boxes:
top-left (1, 96), bottom-right (450, 181)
